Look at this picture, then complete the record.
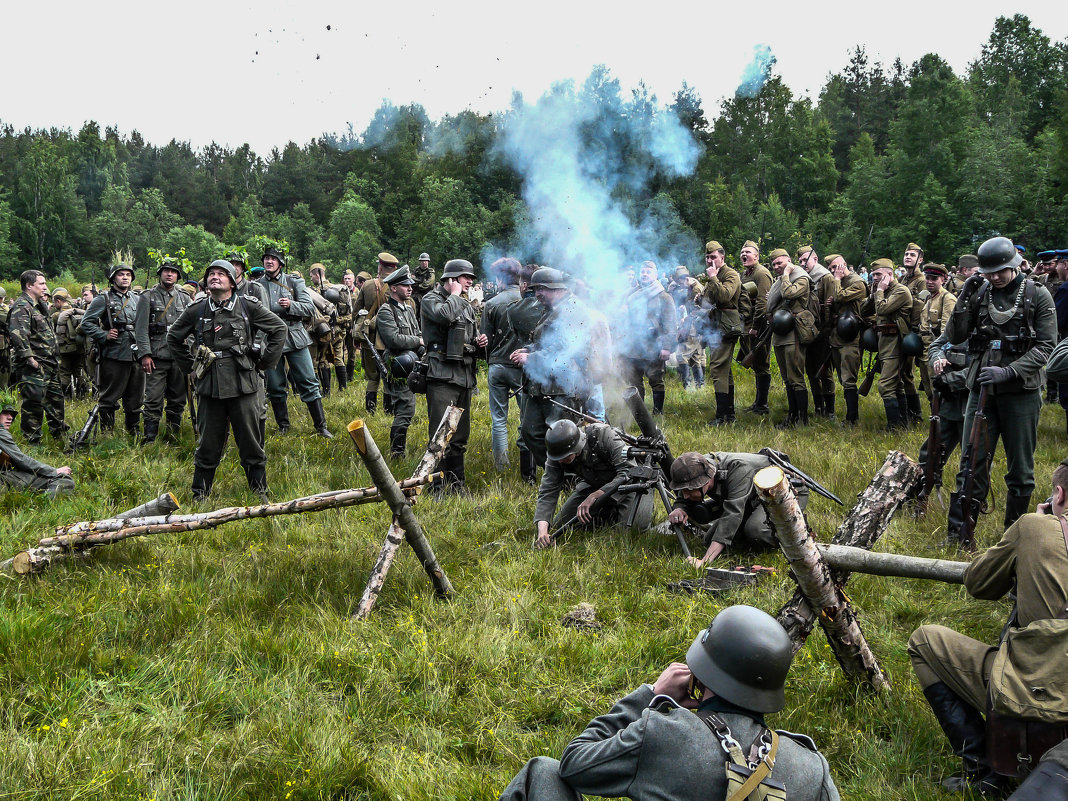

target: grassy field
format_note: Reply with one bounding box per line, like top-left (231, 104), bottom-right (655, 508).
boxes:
top-left (1, 362), bottom-right (1065, 800)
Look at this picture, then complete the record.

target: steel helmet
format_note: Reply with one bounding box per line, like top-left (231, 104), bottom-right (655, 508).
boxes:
top-left (860, 326), bottom-right (879, 352)
top-left (901, 331), bottom-right (924, 357)
top-left (528, 267), bottom-right (568, 290)
top-left (107, 263), bottom-right (135, 281)
top-left (389, 350), bottom-right (419, 380)
top-left (157, 260), bottom-right (184, 279)
top-left (976, 236), bottom-right (1023, 274)
top-left (204, 259), bottom-right (238, 287)
top-left (685, 604), bottom-right (793, 713)
top-left (770, 309), bottom-right (795, 335)
top-left (836, 310), bottom-right (860, 342)
top-left (322, 287), bottom-right (342, 304)
top-left (440, 259), bottom-right (476, 280)
top-left (263, 246), bottom-right (287, 267)
top-left (545, 419), bottom-right (586, 461)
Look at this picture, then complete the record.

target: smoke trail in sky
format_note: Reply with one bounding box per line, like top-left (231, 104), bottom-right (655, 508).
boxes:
top-left (737, 44), bottom-right (777, 97)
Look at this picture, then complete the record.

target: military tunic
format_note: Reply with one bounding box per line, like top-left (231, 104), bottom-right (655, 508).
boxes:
top-left (0, 426), bottom-right (74, 497)
top-left (80, 288), bottom-right (144, 432)
top-left (765, 270), bottom-right (811, 391)
top-left (376, 295), bottom-right (421, 442)
top-left (53, 305), bottom-right (88, 398)
top-left (354, 277), bottom-right (389, 394)
top-left (255, 271), bottom-right (322, 405)
top-left (829, 272), bottom-right (867, 391)
top-left (903, 267), bottom-right (926, 401)
top-left (804, 264), bottom-right (837, 411)
top-left (699, 266), bottom-right (742, 395)
top-left (617, 280), bottom-right (677, 404)
top-left (862, 279), bottom-right (912, 401)
top-left (737, 263), bottom-right (774, 375)
top-left (481, 285), bottom-right (529, 466)
top-left (8, 293), bottom-right (66, 442)
top-left (135, 283), bottom-right (191, 435)
top-left (920, 286), bottom-right (956, 397)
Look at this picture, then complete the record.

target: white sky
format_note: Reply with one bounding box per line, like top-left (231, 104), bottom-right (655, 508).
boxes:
top-left (4, 0), bottom-right (1066, 155)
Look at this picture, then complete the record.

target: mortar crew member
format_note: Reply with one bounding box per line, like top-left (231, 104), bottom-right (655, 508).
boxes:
top-left (498, 604), bottom-right (840, 801)
top-left (796, 245), bottom-right (837, 419)
top-left (907, 460), bottom-right (1068, 797)
top-left (167, 260), bottom-right (287, 502)
top-left (421, 258), bottom-right (488, 492)
top-left (80, 263), bottom-right (145, 436)
top-left (353, 252), bottom-right (396, 415)
top-left (617, 260), bottom-right (676, 416)
top-left (505, 264), bottom-right (547, 484)
top-left (737, 240), bottom-right (774, 414)
top-left (0, 400), bottom-right (74, 497)
top-left (765, 248), bottom-right (813, 427)
top-left (254, 247), bottom-right (332, 438)
top-left (411, 252), bottom-right (436, 320)
top-left (666, 451), bottom-right (809, 569)
top-left (52, 288), bottom-right (89, 400)
top-left (668, 266), bottom-right (706, 391)
top-left (8, 270), bottom-right (67, 444)
top-left (375, 265), bottom-right (423, 459)
top-left (480, 257), bottom-right (528, 473)
top-left (532, 419), bottom-right (646, 549)
top-left (860, 258), bottom-right (913, 430)
top-left (340, 269), bottom-right (360, 382)
top-left (899, 242), bottom-right (927, 425)
top-left (943, 236), bottom-right (1056, 540)
top-left (920, 263), bottom-right (956, 398)
top-left (699, 242), bottom-right (742, 424)
top-left (134, 258), bottom-right (192, 443)
top-left (511, 268), bottom-right (609, 471)
top-left (825, 254), bottom-right (867, 425)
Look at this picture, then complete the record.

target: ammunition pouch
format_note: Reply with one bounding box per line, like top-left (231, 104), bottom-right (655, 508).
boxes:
top-left (192, 345), bottom-right (217, 380)
top-left (992, 336), bottom-right (1034, 356)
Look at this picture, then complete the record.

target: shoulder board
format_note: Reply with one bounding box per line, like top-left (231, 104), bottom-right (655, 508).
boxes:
top-left (776, 729), bottom-right (819, 752)
top-left (242, 294), bottom-right (261, 305)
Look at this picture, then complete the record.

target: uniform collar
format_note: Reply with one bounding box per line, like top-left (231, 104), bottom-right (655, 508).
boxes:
top-left (207, 293), bottom-right (237, 312)
top-left (697, 694), bottom-right (766, 726)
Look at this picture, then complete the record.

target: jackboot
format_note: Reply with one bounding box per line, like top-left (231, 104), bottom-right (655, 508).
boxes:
top-left (318, 367), bottom-right (331, 397)
top-left (1004, 493), bottom-right (1032, 528)
top-left (307, 399), bottom-right (333, 438)
top-left (811, 390), bottom-right (825, 417)
top-left (364, 391), bottom-right (377, 416)
top-left (776, 388), bottom-right (798, 429)
top-left (390, 426), bottom-right (407, 459)
top-left (823, 392), bottom-right (836, 419)
top-left (519, 449), bottom-right (537, 486)
top-left (945, 491), bottom-right (980, 553)
top-left (906, 393), bottom-right (923, 427)
top-left (844, 388), bottom-right (859, 426)
top-left (142, 417), bottom-right (160, 444)
top-left (165, 413), bottom-right (182, 440)
top-left (727, 384), bottom-right (736, 420)
top-left (244, 464), bottom-right (269, 504)
top-left (346, 363), bottom-right (355, 382)
top-left (921, 683), bottom-right (1005, 796)
top-left (746, 374), bottom-right (770, 414)
top-left (693, 365), bottom-right (706, 389)
top-left (711, 393), bottom-right (730, 426)
top-left (883, 396), bottom-right (903, 431)
top-left (677, 363), bottom-right (691, 389)
top-left (192, 466), bottom-right (216, 501)
top-left (335, 365), bottom-right (348, 393)
top-left (271, 399), bottom-right (291, 434)
top-left (99, 408), bottom-right (115, 432)
top-left (652, 389), bottom-right (665, 416)
top-left (795, 388), bottom-right (809, 425)
top-left (125, 412), bottom-right (141, 439)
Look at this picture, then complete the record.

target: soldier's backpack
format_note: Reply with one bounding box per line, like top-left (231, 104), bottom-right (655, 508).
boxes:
top-left (794, 276), bottom-right (821, 345)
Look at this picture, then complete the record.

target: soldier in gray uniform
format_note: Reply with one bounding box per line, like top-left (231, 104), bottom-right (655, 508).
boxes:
top-left (168, 261), bottom-right (287, 501)
top-left (498, 605), bottom-right (840, 801)
top-left (80, 263), bottom-right (144, 435)
top-left (135, 258), bottom-right (191, 442)
top-left (421, 258), bottom-right (488, 491)
top-left (0, 401), bottom-right (74, 497)
top-left (375, 265), bottom-right (423, 458)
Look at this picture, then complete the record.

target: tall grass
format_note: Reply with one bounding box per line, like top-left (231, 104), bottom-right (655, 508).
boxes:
top-left (1, 363), bottom-right (1063, 800)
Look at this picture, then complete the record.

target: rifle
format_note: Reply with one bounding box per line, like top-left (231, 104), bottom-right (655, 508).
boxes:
top-left (757, 447), bottom-right (843, 505)
top-left (914, 390), bottom-right (943, 518)
top-left (739, 324), bottom-right (773, 369)
top-left (958, 385), bottom-right (990, 552)
top-left (356, 310), bottom-right (391, 380)
top-left (187, 375), bottom-right (199, 445)
top-left (68, 404), bottom-right (100, 451)
top-left (858, 355), bottom-right (881, 397)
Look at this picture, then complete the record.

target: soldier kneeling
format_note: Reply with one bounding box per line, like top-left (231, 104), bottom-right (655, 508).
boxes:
top-left (0, 400), bottom-right (74, 497)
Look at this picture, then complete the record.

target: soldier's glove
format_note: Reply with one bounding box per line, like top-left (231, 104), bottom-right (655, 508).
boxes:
top-left (959, 274), bottom-right (985, 299)
top-left (978, 365), bottom-right (1015, 385)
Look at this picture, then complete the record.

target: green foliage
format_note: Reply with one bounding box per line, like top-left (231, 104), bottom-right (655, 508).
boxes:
top-left (159, 224), bottom-right (222, 269)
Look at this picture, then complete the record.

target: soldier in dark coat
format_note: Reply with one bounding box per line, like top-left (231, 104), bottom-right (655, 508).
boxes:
top-left (0, 401), bottom-right (74, 497)
top-left (8, 270), bottom-right (66, 444)
top-left (167, 261), bottom-right (287, 502)
top-left (375, 266), bottom-right (423, 458)
top-left (135, 258), bottom-right (191, 442)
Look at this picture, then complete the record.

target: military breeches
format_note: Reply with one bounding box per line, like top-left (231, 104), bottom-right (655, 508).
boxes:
top-left (832, 340), bottom-right (862, 390)
top-left (953, 388), bottom-right (1042, 501)
top-left (805, 337), bottom-right (834, 396)
top-left (876, 336), bottom-right (904, 399)
top-left (0, 468), bottom-right (75, 498)
top-left (622, 358), bottom-right (666, 396)
top-left (707, 337), bottom-right (737, 393)
top-left (16, 364), bottom-right (66, 441)
top-left (521, 394), bottom-right (579, 469)
top-left (388, 381), bottom-right (416, 429)
top-left (315, 329), bottom-right (346, 368)
top-left (498, 756), bottom-right (580, 801)
top-left (265, 347), bottom-right (322, 403)
top-left (918, 355), bottom-right (932, 397)
top-left (143, 359), bottom-right (187, 424)
top-left (344, 331), bottom-right (357, 369)
top-left (97, 358), bottom-right (145, 419)
top-left (773, 343), bottom-right (806, 391)
top-left (194, 392), bottom-right (265, 472)
top-left (739, 333), bottom-right (771, 374)
top-left (360, 343), bottom-right (380, 393)
top-left (908, 624), bottom-right (995, 711)
top-left (427, 380), bottom-right (472, 461)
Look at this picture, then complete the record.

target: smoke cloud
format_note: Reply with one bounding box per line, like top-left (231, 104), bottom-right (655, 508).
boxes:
top-left (737, 44), bottom-right (777, 98)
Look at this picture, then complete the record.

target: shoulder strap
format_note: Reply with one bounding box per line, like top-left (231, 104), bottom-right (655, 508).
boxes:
top-left (724, 730), bottom-right (779, 801)
top-left (1022, 278), bottom-right (1037, 337)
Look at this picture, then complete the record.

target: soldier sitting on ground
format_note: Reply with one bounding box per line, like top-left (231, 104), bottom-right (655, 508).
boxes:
top-left (498, 605), bottom-right (840, 801)
top-left (0, 399), bottom-right (74, 497)
top-left (533, 419), bottom-right (649, 549)
top-left (667, 451), bottom-right (809, 569)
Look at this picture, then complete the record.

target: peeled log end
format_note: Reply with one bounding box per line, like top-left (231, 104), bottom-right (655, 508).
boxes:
top-left (347, 420), bottom-right (367, 454)
top-left (754, 465), bottom-right (788, 495)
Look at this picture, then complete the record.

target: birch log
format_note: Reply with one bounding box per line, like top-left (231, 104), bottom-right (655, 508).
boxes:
top-left (755, 465), bottom-right (890, 691)
top-left (776, 450), bottom-right (921, 651)
top-left (348, 405), bottom-right (461, 600)
top-left (353, 405), bottom-right (463, 619)
top-left (816, 544), bottom-right (967, 584)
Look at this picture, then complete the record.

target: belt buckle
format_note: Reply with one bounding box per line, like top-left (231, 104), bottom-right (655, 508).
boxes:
top-left (990, 339), bottom-right (1002, 350)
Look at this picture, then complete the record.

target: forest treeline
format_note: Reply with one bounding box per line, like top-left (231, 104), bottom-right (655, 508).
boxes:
top-left (0, 14), bottom-right (1065, 281)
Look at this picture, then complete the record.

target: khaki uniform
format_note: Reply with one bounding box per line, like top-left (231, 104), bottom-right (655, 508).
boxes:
top-left (411, 265), bottom-right (436, 320)
top-left (863, 279), bottom-right (912, 401)
top-left (667, 278), bottom-right (705, 383)
top-left (699, 266), bottom-right (742, 400)
top-left (766, 270), bottom-right (810, 392)
top-left (804, 265), bottom-right (837, 413)
top-left (737, 263), bottom-right (774, 374)
top-left (53, 305), bottom-right (88, 398)
top-left (354, 277), bottom-right (389, 397)
top-left (134, 283), bottom-right (191, 439)
top-left (921, 287), bottom-right (956, 396)
top-left (9, 293), bottom-right (67, 443)
top-left (903, 267), bottom-right (926, 418)
top-left (0, 426), bottom-right (74, 497)
top-left (829, 273), bottom-right (867, 390)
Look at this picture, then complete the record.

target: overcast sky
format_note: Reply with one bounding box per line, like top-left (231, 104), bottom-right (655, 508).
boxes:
top-left (4, 0), bottom-right (1066, 155)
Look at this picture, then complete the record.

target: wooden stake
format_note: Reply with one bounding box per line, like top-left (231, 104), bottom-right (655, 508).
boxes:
top-left (776, 450), bottom-right (921, 650)
top-left (816, 544), bottom-right (967, 584)
top-left (755, 465), bottom-right (890, 692)
top-left (348, 406), bottom-right (461, 603)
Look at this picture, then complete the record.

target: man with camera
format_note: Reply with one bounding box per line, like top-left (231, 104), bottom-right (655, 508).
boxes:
top-left (80, 263), bottom-right (145, 436)
top-left (498, 605), bottom-right (839, 801)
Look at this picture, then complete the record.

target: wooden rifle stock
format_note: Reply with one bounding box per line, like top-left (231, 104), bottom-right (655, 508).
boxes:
top-left (858, 356), bottom-right (880, 397)
top-left (915, 391), bottom-right (943, 517)
top-left (740, 325), bottom-right (772, 369)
